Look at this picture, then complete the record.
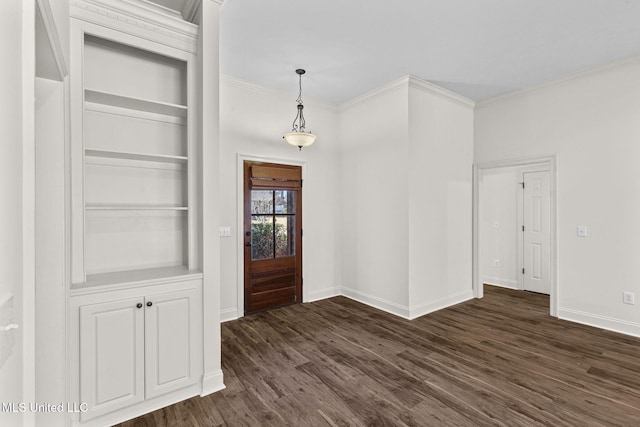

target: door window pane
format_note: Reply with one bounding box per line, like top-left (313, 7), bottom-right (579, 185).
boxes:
top-left (251, 190), bottom-right (273, 214)
top-left (251, 216), bottom-right (274, 260)
top-left (275, 191), bottom-right (295, 214)
top-left (275, 215), bottom-right (295, 257)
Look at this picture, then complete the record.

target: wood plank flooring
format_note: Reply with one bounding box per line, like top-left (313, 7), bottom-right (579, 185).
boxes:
top-left (118, 286), bottom-right (640, 426)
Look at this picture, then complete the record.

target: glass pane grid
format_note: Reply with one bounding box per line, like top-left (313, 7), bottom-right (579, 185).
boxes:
top-left (250, 190), bottom-right (296, 260)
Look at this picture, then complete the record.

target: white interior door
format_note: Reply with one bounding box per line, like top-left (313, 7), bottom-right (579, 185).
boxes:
top-left (522, 171), bottom-right (551, 294)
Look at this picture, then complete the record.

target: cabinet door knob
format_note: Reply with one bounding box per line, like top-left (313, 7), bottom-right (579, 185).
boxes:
top-left (136, 303), bottom-right (143, 309)
top-left (146, 301), bottom-right (153, 307)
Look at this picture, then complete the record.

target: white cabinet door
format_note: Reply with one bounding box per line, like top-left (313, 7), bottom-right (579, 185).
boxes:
top-left (144, 288), bottom-right (200, 399)
top-left (80, 297), bottom-right (145, 420)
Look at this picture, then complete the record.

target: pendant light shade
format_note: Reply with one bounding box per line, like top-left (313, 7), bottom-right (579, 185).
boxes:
top-left (283, 131), bottom-right (317, 149)
top-left (283, 69), bottom-right (316, 150)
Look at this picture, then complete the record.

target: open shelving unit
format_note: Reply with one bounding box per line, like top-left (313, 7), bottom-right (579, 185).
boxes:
top-left (70, 27), bottom-right (198, 289)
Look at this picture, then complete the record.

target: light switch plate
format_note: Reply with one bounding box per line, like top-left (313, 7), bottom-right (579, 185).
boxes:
top-left (219, 226), bottom-right (231, 237)
top-left (577, 225), bottom-right (588, 237)
top-left (623, 292), bottom-right (635, 305)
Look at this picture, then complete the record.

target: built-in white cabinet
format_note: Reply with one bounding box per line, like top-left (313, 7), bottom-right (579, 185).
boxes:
top-left (68, 1), bottom-right (206, 425)
top-left (78, 283), bottom-right (202, 422)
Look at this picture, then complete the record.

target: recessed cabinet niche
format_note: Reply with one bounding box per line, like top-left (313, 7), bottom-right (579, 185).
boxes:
top-left (70, 22), bottom-right (198, 287)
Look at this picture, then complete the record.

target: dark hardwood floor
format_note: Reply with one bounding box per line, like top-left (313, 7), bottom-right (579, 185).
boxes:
top-left (118, 286), bottom-right (640, 426)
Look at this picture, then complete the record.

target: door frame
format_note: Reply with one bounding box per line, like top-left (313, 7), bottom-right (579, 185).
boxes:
top-left (236, 154), bottom-right (307, 318)
top-left (472, 154), bottom-right (558, 317)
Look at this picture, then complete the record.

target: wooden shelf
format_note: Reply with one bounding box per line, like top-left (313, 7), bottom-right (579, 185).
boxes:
top-left (85, 148), bottom-right (187, 164)
top-left (85, 88), bottom-right (187, 118)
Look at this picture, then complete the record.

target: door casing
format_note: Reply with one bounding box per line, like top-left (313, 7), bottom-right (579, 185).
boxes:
top-left (473, 155), bottom-right (558, 317)
top-left (235, 154), bottom-right (306, 319)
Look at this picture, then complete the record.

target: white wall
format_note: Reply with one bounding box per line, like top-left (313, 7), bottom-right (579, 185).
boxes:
top-left (0, 1), bottom-right (24, 426)
top-left (35, 77), bottom-right (67, 427)
top-left (475, 57), bottom-right (640, 336)
top-left (339, 82), bottom-right (411, 314)
top-left (478, 167), bottom-right (519, 289)
top-left (199, 0), bottom-right (224, 395)
top-left (219, 77), bottom-right (342, 320)
top-left (338, 78), bottom-right (474, 318)
top-left (408, 82), bottom-right (475, 318)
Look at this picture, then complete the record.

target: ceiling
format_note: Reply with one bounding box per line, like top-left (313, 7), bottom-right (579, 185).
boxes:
top-left (155, 0), bottom-right (640, 104)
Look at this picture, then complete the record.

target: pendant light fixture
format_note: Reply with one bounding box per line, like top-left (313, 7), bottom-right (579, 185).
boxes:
top-left (283, 69), bottom-right (317, 150)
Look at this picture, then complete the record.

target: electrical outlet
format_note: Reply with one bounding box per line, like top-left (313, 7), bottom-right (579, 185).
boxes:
top-left (219, 226), bottom-right (231, 237)
top-left (494, 259), bottom-right (500, 268)
top-left (623, 292), bottom-right (635, 305)
top-left (577, 225), bottom-right (588, 237)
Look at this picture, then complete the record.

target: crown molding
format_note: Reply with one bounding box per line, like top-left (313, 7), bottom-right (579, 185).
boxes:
top-left (220, 74), bottom-right (338, 110)
top-left (338, 75), bottom-right (474, 111)
top-left (407, 75), bottom-right (475, 109)
top-left (71, 0), bottom-right (199, 51)
top-left (477, 54), bottom-right (640, 108)
top-left (338, 76), bottom-right (409, 111)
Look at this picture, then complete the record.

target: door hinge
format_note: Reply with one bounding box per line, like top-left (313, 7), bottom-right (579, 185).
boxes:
top-left (301, 229), bottom-right (303, 237)
top-left (520, 182), bottom-right (525, 189)
top-left (522, 268), bottom-right (525, 274)
top-left (522, 225), bottom-right (525, 232)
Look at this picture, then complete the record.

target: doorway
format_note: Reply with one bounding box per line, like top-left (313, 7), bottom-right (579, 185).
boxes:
top-left (243, 161), bottom-right (302, 314)
top-left (473, 156), bottom-right (557, 316)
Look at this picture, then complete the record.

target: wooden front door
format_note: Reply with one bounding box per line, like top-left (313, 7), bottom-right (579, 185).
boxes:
top-left (243, 161), bottom-right (302, 314)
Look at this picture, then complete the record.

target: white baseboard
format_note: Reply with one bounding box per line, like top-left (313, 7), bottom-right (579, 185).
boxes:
top-left (341, 286), bottom-right (410, 319)
top-left (482, 276), bottom-right (519, 290)
top-left (201, 369), bottom-right (226, 397)
top-left (559, 308), bottom-right (640, 338)
top-left (304, 286), bottom-right (341, 303)
top-left (409, 290), bottom-right (474, 320)
top-left (220, 307), bottom-right (238, 323)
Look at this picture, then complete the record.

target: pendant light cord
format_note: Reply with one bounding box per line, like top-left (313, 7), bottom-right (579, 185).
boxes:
top-left (296, 72), bottom-right (303, 105)
top-left (292, 71), bottom-right (306, 132)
